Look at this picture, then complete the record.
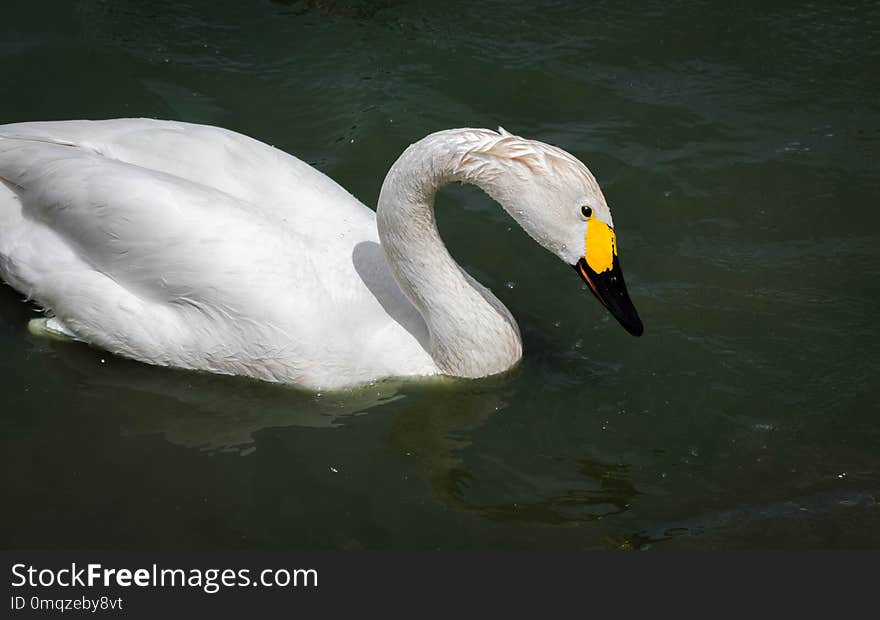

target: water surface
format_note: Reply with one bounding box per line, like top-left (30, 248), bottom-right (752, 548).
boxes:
top-left (1, 0), bottom-right (878, 548)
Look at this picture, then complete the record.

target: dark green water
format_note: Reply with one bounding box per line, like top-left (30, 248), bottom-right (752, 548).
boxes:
top-left (1, 1), bottom-right (879, 549)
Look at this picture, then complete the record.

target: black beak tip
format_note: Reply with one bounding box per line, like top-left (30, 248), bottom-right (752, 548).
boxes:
top-left (625, 317), bottom-right (644, 337)
top-left (610, 302), bottom-right (644, 337)
top-left (573, 258), bottom-right (644, 338)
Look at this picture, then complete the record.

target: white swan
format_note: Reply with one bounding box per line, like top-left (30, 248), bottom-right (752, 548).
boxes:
top-left (0, 119), bottom-right (642, 390)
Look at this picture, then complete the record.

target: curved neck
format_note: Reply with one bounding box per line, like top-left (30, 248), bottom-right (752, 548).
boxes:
top-left (376, 129), bottom-right (522, 378)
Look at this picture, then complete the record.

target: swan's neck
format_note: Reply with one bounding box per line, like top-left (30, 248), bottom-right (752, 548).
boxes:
top-left (377, 129), bottom-right (522, 378)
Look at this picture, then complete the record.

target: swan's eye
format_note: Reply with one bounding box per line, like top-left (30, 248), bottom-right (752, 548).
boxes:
top-left (580, 205), bottom-right (593, 219)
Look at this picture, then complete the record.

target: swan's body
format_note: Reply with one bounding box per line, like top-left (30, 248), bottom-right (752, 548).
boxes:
top-left (0, 119), bottom-right (641, 390)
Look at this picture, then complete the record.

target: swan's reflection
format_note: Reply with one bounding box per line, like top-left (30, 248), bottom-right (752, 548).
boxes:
top-left (41, 339), bottom-right (404, 449)
top-left (387, 378), bottom-right (640, 525)
top-left (42, 337), bottom-right (639, 529)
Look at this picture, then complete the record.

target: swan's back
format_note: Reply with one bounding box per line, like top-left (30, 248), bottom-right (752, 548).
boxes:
top-left (0, 119), bottom-right (434, 388)
top-left (0, 118), bottom-right (373, 227)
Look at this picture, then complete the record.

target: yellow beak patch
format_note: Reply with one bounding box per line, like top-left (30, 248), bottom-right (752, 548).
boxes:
top-left (585, 217), bottom-right (617, 273)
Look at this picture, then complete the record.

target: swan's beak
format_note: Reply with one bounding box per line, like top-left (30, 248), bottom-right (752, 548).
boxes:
top-left (573, 218), bottom-right (644, 336)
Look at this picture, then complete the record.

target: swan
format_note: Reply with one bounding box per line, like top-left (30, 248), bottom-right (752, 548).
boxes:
top-left (0, 119), bottom-right (642, 390)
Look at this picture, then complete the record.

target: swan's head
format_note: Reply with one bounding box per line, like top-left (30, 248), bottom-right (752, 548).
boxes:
top-left (458, 128), bottom-right (643, 336)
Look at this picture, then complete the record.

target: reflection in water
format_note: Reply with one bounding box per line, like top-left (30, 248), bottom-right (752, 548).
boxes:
top-left (464, 460), bottom-right (639, 524)
top-left (42, 339), bottom-right (404, 450)
top-left (42, 322), bottom-right (872, 546)
top-left (43, 337), bottom-right (640, 529)
top-left (387, 380), bottom-right (640, 525)
top-left (21, 318), bottom-right (878, 549)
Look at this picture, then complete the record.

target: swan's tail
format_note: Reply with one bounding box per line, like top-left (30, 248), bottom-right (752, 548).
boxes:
top-left (28, 317), bottom-right (77, 341)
